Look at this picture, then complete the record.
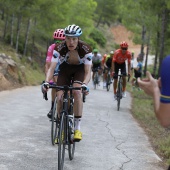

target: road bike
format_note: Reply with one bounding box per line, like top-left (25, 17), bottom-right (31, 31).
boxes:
top-left (93, 67), bottom-right (100, 89)
top-left (46, 83), bottom-right (86, 170)
top-left (106, 68), bottom-right (112, 91)
top-left (116, 69), bottom-right (123, 111)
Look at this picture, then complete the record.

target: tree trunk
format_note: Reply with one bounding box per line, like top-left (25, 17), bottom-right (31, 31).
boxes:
top-left (16, 15), bottom-right (22, 53)
top-left (153, 31), bottom-right (159, 78)
top-left (1, 8), bottom-right (4, 20)
top-left (23, 18), bottom-right (31, 56)
top-left (140, 25), bottom-right (146, 61)
top-left (3, 14), bottom-right (8, 40)
top-left (158, 7), bottom-right (167, 76)
top-left (10, 14), bottom-right (14, 46)
top-left (143, 33), bottom-right (150, 77)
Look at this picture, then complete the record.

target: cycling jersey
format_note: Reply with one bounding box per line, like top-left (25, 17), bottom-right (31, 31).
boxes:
top-left (112, 49), bottom-right (131, 64)
top-left (46, 43), bottom-right (60, 75)
top-left (160, 55), bottom-right (170, 103)
top-left (51, 40), bottom-right (92, 65)
top-left (105, 55), bottom-right (112, 68)
top-left (46, 44), bottom-right (56, 62)
top-left (92, 53), bottom-right (102, 65)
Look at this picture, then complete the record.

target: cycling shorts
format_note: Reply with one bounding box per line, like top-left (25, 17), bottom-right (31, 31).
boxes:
top-left (57, 62), bottom-right (84, 87)
top-left (113, 62), bottom-right (126, 79)
top-left (92, 63), bottom-right (102, 72)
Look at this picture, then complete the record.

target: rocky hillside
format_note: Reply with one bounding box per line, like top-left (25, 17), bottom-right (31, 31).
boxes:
top-left (0, 53), bottom-right (26, 91)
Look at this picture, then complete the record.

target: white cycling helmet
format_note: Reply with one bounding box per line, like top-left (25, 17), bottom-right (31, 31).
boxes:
top-left (110, 51), bottom-right (114, 54)
top-left (64, 24), bottom-right (82, 37)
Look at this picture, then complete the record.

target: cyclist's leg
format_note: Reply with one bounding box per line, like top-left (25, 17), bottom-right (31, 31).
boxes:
top-left (120, 62), bottom-right (127, 97)
top-left (113, 62), bottom-right (119, 98)
top-left (72, 64), bottom-right (85, 141)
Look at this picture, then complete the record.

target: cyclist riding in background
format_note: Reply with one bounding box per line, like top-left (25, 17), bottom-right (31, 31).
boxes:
top-left (45, 29), bottom-right (65, 119)
top-left (112, 41), bottom-right (132, 99)
top-left (103, 51), bottom-right (114, 87)
top-left (92, 49), bottom-right (102, 85)
top-left (42, 24), bottom-right (92, 141)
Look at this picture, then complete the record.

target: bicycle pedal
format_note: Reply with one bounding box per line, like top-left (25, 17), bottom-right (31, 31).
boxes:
top-left (73, 139), bottom-right (81, 142)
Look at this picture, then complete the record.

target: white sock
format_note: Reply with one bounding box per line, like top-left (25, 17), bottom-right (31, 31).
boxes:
top-left (74, 118), bottom-right (81, 131)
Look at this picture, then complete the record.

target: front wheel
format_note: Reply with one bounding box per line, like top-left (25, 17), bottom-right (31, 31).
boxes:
top-left (68, 116), bottom-right (75, 160)
top-left (106, 74), bottom-right (111, 91)
top-left (117, 82), bottom-right (122, 111)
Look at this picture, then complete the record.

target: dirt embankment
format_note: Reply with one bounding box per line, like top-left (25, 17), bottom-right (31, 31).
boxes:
top-left (111, 25), bottom-right (141, 57)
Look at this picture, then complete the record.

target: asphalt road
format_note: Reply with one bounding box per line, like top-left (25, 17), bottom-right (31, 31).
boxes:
top-left (0, 79), bottom-right (164, 170)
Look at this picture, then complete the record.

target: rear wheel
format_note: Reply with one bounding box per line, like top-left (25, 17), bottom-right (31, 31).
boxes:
top-left (58, 112), bottom-right (66, 170)
top-left (51, 97), bottom-right (59, 145)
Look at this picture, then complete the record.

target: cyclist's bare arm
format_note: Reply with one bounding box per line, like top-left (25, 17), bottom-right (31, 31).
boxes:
top-left (45, 61), bottom-right (56, 82)
top-left (83, 64), bottom-right (91, 85)
top-left (45, 62), bottom-right (51, 76)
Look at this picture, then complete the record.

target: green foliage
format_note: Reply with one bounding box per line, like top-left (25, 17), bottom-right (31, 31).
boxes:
top-left (90, 28), bottom-right (106, 47)
top-left (83, 38), bottom-right (97, 49)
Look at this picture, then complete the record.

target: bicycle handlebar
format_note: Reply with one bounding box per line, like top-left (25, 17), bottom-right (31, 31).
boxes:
top-left (43, 84), bottom-right (86, 103)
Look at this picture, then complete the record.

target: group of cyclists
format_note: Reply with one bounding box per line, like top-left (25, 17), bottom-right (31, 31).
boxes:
top-left (91, 41), bottom-right (143, 99)
top-left (41, 24), bottom-right (143, 142)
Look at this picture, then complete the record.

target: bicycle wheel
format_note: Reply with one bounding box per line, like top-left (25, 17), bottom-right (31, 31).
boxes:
top-left (106, 74), bottom-right (111, 91)
top-left (68, 115), bottom-right (75, 160)
top-left (117, 82), bottom-right (122, 111)
top-left (51, 97), bottom-right (59, 145)
top-left (58, 112), bottom-right (66, 170)
top-left (94, 72), bottom-right (98, 89)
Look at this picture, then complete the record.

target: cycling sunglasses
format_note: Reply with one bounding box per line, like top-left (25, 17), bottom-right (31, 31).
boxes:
top-left (54, 40), bottom-right (62, 44)
top-left (121, 48), bottom-right (127, 50)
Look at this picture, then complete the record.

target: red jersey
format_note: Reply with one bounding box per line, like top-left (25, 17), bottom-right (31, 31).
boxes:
top-left (112, 49), bottom-right (131, 64)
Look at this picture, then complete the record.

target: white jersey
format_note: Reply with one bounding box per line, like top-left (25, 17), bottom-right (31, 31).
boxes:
top-left (92, 53), bottom-right (102, 64)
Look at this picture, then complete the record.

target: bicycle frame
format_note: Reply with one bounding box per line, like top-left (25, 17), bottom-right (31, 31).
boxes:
top-left (47, 84), bottom-right (85, 170)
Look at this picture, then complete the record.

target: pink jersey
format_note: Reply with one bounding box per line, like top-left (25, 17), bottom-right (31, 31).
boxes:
top-left (46, 43), bottom-right (56, 62)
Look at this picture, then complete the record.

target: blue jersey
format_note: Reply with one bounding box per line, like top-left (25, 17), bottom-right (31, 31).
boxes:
top-left (160, 55), bottom-right (170, 103)
top-left (137, 62), bottom-right (142, 73)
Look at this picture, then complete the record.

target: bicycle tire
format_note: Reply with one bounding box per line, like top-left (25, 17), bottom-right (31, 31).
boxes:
top-left (68, 116), bottom-right (75, 160)
top-left (51, 97), bottom-right (59, 145)
top-left (68, 97), bottom-right (75, 160)
top-left (106, 74), bottom-right (111, 91)
top-left (58, 112), bottom-right (66, 170)
top-left (117, 82), bottom-right (122, 111)
top-left (94, 72), bottom-right (98, 89)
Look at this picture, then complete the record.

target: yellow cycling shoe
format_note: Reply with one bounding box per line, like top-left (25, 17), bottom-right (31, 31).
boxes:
top-left (74, 130), bottom-right (82, 141)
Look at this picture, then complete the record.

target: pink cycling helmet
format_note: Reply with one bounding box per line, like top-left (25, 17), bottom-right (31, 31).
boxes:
top-left (53, 29), bottom-right (65, 40)
top-left (120, 41), bottom-right (128, 48)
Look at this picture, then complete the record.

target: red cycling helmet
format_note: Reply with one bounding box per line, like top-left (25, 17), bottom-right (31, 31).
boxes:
top-left (120, 41), bottom-right (128, 48)
top-left (53, 29), bottom-right (65, 40)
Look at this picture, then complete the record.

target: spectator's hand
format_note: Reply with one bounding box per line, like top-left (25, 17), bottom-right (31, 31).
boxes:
top-left (81, 84), bottom-right (89, 95)
top-left (41, 81), bottom-right (49, 93)
top-left (137, 71), bottom-right (159, 97)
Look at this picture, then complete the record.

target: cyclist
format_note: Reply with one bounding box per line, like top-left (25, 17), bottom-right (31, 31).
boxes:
top-left (112, 41), bottom-right (132, 99)
top-left (92, 49), bottom-right (102, 85)
top-left (103, 51), bottom-right (114, 87)
top-left (45, 29), bottom-right (65, 119)
top-left (138, 55), bottom-right (170, 128)
top-left (42, 24), bottom-right (92, 141)
top-left (131, 56), bottom-right (143, 89)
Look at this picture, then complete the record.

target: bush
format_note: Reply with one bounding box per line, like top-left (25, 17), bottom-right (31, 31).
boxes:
top-left (90, 28), bottom-right (106, 47)
top-left (83, 38), bottom-right (97, 49)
